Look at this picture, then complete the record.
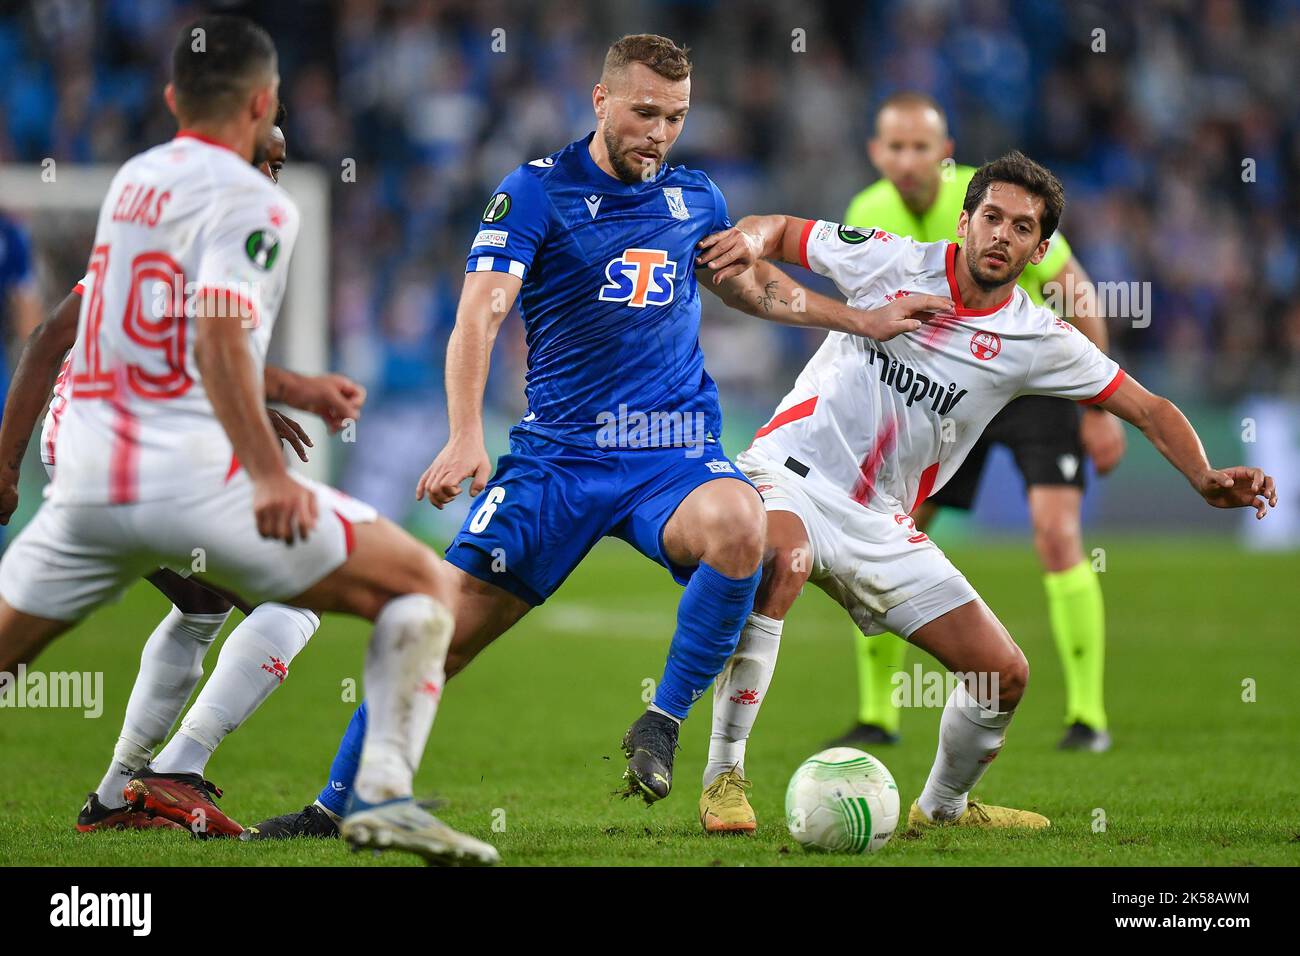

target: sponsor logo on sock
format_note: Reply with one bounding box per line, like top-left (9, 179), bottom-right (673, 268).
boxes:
top-left (419, 680), bottom-right (441, 699)
top-left (728, 688), bottom-right (760, 705)
top-left (261, 657), bottom-right (289, 682)
top-left (49, 885), bottom-right (151, 936)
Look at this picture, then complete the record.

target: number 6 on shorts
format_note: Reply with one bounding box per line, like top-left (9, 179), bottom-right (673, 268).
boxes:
top-left (468, 486), bottom-right (506, 533)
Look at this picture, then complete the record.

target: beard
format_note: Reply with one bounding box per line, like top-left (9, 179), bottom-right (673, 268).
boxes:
top-left (603, 125), bottom-right (657, 183)
top-left (965, 243), bottom-right (1029, 291)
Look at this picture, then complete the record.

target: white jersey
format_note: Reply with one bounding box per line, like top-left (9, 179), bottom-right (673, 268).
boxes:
top-left (50, 132), bottom-right (299, 504)
top-left (749, 221), bottom-right (1123, 514)
top-left (39, 278), bottom-right (85, 472)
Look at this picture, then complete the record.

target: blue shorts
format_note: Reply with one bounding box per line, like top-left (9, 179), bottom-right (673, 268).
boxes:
top-left (444, 428), bottom-right (754, 605)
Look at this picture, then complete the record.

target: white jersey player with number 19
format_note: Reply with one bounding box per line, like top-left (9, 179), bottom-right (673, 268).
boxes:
top-left (0, 13), bottom-right (497, 865)
top-left (691, 152), bottom-right (1275, 838)
top-left (1, 131), bottom-right (358, 607)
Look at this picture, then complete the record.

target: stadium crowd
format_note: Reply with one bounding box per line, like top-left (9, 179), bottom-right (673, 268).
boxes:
top-left (1, 0), bottom-right (1296, 522)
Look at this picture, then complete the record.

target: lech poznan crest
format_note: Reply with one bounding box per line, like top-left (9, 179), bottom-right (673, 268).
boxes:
top-left (663, 187), bottom-right (688, 220)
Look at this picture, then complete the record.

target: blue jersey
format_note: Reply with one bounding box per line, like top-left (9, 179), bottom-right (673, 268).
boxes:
top-left (0, 215), bottom-right (35, 395)
top-left (465, 133), bottom-right (732, 449)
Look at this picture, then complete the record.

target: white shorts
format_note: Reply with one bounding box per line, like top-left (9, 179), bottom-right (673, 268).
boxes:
top-left (0, 471), bottom-right (377, 621)
top-left (736, 447), bottom-right (976, 638)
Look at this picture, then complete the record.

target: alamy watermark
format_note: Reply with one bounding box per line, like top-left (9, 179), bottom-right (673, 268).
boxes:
top-left (49, 886), bottom-right (151, 935)
top-left (150, 279), bottom-right (266, 328)
top-left (1040, 274), bottom-right (1152, 329)
top-left (891, 664), bottom-right (1000, 711)
top-left (0, 664), bottom-right (103, 718)
top-left (595, 404), bottom-right (709, 458)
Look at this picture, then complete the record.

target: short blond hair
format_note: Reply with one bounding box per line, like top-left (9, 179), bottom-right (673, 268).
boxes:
top-left (602, 34), bottom-right (692, 83)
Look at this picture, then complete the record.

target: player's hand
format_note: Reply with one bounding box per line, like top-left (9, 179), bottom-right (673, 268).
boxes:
top-left (268, 408), bottom-right (313, 462)
top-left (415, 436), bottom-right (492, 509)
top-left (851, 295), bottom-right (954, 341)
top-left (0, 473), bottom-right (19, 526)
top-left (292, 373), bottom-right (367, 433)
top-left (1195, 466), bottom-right (1277, 518)
top-left (1081, 408), bottom-right (1126, 475)
top-left (696, 226), bottom-right (764, 284)
top-left (252, 471), bottom-right (319, 544)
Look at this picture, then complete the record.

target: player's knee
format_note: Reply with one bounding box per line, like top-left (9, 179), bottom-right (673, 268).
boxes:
top-left (699, 493), bottom-right (765, 575)
top-left (997, 648), bottom-right (1030, 710)
top-left (1032, 519), bottom-right (1082, 572)
top-left (388, 548), bottom-right (455, 611)
top-left (347, 551), bottom-right (452, 623)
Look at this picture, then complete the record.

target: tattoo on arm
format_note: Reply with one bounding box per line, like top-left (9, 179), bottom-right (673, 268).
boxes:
top-left (756, 280), bottom-right (789, 314)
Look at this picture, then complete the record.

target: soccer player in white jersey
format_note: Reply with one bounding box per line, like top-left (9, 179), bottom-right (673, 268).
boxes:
top-left (0, 106), bottom-right (367, 838)
top-left (692, 151), bottom-right (1276, 833)
top-left (0, 15), bottom-right (496, 864)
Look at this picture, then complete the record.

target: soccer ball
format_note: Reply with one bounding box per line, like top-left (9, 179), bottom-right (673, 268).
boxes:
top-left (784, 747), bottom-right (900, 853)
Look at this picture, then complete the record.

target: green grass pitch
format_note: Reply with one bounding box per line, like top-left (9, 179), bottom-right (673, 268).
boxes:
top-left (2, 536), bottom-right (1297, 866)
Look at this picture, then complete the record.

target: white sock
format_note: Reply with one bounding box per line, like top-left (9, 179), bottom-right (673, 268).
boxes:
top-left (917, 683), bottom-right (1014, 821)
top-left (93, 607), bottom-right (229, 807)
top-left (353, 594), bottom-right (453, 806)
top-left (703, 612), bottom-right (783, 785)
top-left (152, 604), bottom-right (319, 776)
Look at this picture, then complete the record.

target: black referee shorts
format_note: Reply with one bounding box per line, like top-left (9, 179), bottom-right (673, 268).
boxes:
top-left (927, 395), bottom-right (1085, 511)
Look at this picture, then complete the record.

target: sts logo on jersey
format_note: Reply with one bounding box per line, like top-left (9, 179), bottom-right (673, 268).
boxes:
top-left (598, 248), bottom-right (676, 308)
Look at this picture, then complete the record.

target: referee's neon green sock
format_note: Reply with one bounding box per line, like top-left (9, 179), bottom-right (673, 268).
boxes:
top-left (854, 629), bottom-right (907, 733)
top-left (1043, 560), bottom-right (1107, 730)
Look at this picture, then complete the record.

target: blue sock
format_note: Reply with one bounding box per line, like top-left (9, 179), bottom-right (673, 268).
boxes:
top-left (316, 700), bottom-right (367, 817)
top-left (654, 563), bottom-right (761, 720)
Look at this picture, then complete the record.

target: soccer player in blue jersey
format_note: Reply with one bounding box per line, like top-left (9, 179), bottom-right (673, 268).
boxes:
top-left (0, 211), bottom-right (42, 441)
top-left (248, 34), bottom-right (948, 839)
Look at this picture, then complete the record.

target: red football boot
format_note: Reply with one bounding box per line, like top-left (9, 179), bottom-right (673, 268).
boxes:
top-left (76, 792), bottom-right (186, 833)
top-left (123, 772), bottom-right (245, 838)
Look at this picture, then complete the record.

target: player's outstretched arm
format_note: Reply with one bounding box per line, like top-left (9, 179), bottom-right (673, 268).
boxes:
top-left (0, 289), bottom-right (81, 524)
top-left (1050, 256), bottom-right (1126, 474)
top-left (697, 214), bottom-right (806, 280)
top-left (415, 270), bottom-right (521, 508)
top-left (264, 365), bottom-right (367, 433)
top-left (194, 291), bottom-right (317, 544)
top-left (1099, 374), bottom-right (1277, 518)
top-left (701, 260), bottom-right (951, 340)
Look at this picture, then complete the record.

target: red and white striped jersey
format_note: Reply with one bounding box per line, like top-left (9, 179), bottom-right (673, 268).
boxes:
top-left (748, 221), bottom-right (1123, 515)
top-left (40, 284), bottom-right (81, 471)
top-left (48, 131), bottom-right (299, 504)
